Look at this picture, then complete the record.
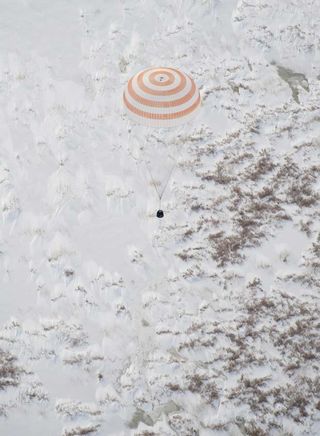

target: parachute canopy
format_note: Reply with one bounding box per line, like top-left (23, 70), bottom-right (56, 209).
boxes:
top-left (123, 67), bottom-right (201, 127)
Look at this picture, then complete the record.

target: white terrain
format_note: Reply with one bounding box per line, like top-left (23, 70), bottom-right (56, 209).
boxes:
top-left (0, 0), bottom-right (319, 435)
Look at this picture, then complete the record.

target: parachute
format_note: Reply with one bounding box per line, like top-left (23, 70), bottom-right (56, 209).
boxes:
top-left (123, 67), bottom-right (201, 216)
top-left (123, 67), bottom-right (201, 127)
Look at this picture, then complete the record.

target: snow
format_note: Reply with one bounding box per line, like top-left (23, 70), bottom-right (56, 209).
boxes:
top-left (0, 0), bottom-right (320, 435)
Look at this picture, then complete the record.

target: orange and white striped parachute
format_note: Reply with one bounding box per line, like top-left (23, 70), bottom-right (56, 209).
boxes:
top-left (123, 67), bottom-right (201, 127)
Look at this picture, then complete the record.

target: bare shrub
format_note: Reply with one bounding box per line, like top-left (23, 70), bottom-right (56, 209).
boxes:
top-left (200, 162), bottom-right (235, 184)
top-left (246, 150), bottom-right (276, 181)
top-left (168, 413), bottom-right (199, 435)
top-left (63, 424), bottom-right (100, 436)
top-left (209, 232), bottom-right (244, 266)
top-left (0, 349), bottom-right (22, 390)
top-left (187, 374), bottom-right (219, 403)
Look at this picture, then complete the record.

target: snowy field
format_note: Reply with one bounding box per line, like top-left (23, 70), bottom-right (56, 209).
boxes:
top-left (0, 0), bottom-right (320, 435)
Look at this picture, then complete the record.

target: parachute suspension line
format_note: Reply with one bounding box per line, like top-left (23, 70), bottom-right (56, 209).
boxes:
top-left (125, 138), bottom-right (176, 211)
top-left (145, 161), bottom-right (176, 208)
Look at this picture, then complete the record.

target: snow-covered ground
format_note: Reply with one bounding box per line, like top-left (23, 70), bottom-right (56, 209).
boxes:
top-left (0, 1), bottom-right (319, 435)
